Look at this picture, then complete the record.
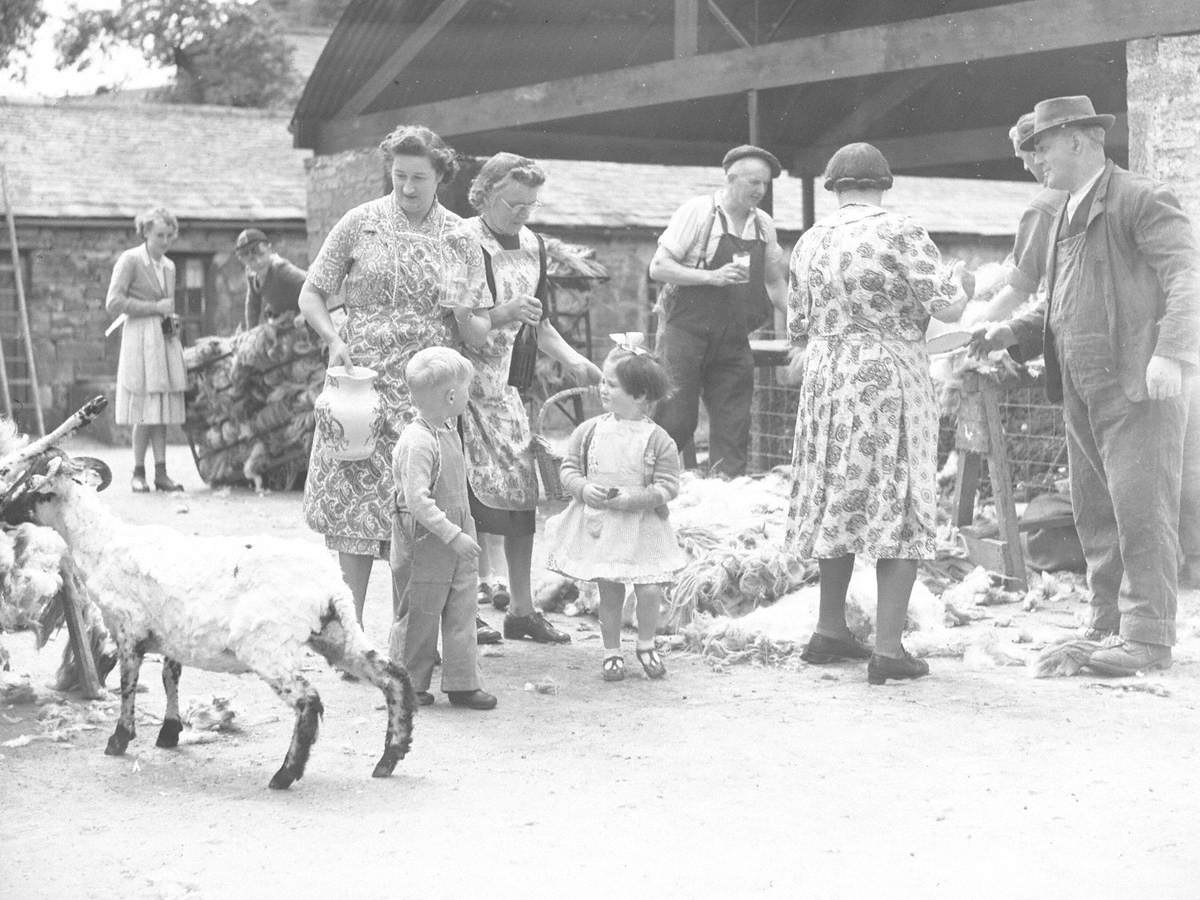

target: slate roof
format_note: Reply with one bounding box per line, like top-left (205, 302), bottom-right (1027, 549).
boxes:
top-left (0, 99), bottom-right (1028, 237)
top-left (0, 99), bottom-right (311, 221)
top-left (531, 158), bottom-right (1032, 237)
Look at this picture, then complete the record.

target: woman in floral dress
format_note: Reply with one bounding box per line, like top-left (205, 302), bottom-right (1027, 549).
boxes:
top-left (298, 125), bottom-right (488, 625)
top-left (446, 152), bottom-right (602, 644)
top-left (785, 143), bottom-right (968, 684)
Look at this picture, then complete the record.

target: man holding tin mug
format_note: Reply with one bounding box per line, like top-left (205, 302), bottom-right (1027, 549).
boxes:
top-left (649, 144), bottom-right (787, 476)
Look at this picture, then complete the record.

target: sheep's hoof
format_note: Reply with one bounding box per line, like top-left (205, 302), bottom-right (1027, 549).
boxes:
top-left (268, 766), bottom-right (296, 790)
top-left (372, 753), bottom-right (399, 778)
top-left (155, 718), bottom-right (183, 749)
top-left (105, 723), bottom-right (133, 756)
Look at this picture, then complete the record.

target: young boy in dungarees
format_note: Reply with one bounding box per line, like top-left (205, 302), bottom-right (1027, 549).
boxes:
top-left (390, 347), bottom-right (497, 710)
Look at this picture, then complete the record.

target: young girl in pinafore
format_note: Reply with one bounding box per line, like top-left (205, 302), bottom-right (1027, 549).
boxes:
top-left (545, 335), bottom-right (686, 681)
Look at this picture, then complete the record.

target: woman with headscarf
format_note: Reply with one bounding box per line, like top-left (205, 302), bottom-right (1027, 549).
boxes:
top-left (786, 143), bottom-right (969, 684)
top-left (445, 152), bottom-right (602, 645)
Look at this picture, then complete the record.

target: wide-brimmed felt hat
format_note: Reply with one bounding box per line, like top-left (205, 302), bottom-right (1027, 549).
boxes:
top-left (822, 142), bottom-right (893, 192)
top-left (1020, 96), bottom-right (1115, 151)
top-left (722, 144), bottom-right (782, 178)
top-left (234, 228), bottom-right (269, 252)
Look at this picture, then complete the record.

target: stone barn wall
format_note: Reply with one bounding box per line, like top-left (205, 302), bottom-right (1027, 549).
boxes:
top-left (10, 219), bottom-right (307, 439)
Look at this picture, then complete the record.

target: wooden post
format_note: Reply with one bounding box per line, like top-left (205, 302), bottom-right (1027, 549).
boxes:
top-left (59, 556), bottom-right (105, 701)
top-left (1, 165), bottom-right (45, 436)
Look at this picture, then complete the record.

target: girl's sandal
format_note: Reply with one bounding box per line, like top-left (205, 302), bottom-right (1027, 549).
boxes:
top-left (635, 648), bottom-right (667, 679)
top-left (601, 656), bottom-right (625, 682)
top-left (476, 582), bottom-right (493, 606)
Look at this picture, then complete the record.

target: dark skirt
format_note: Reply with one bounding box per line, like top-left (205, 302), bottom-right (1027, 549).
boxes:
top-left (468, 483), bottom-right (536, 537)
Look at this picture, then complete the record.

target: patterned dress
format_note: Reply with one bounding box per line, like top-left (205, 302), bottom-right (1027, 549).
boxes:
top-left (303, 195), bottom-right (461, 556)
top-left (785, 203), bottom-right (960, 560)
top-left (445, 218), bottom-right (541, 512)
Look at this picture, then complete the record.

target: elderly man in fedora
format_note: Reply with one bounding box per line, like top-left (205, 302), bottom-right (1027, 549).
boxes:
top-left (235, 228), bottom-right (307, 330)
top-left (649, 144), bottom-right (787, 477)
top-left (972, 95), bottom-right (1200, 675)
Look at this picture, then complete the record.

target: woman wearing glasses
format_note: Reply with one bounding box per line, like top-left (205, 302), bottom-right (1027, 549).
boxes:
top-left (445, 152), bottom-right (602, 644)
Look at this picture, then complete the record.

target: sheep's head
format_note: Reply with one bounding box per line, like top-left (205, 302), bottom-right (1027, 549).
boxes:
top-left (1, 450), bottom-right (112, 528)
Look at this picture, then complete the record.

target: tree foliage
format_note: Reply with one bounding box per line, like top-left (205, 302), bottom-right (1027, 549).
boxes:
top-left (0, 0), bottom-right (47, 74)
top-left (55, 0), bottom-right (297, 107)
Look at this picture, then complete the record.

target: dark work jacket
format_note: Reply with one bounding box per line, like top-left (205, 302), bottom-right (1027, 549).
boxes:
top-left (1010, 160), bottom-right (1200, 402)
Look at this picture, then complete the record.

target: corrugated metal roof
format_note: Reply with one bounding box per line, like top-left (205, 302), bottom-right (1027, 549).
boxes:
top-left (0, 99), bottom-right (311, 221)
top-left (529, 159), bottom-right (1032, 236)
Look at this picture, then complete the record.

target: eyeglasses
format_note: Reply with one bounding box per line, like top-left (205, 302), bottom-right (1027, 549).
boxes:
top-left (499, 197), bottom-right (542, 214)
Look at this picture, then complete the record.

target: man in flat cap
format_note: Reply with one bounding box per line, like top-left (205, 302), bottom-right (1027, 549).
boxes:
top-left (649, 144), bottom-right (787, 476)
top-left (972, 95), bottom-right (1200, 675)
top-left (235, 228), bottom-right (307, 330)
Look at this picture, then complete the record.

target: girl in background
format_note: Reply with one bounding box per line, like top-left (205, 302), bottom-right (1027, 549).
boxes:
top-left (545, 335), bottom-right (685, 680)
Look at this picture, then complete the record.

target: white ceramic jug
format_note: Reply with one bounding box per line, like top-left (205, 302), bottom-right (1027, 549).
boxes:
top-left (313, 365), bottom-right (381, 461)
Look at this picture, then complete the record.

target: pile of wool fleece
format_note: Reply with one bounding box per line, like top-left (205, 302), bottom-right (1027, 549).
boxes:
top-left (537, 470), bottom-right (812, 630)
top-left (0, 524), bottom-right (67, 632)
top-left (664, 471), bottom-right (813, 629)
top-left (683, 565), bottom-right (968, 666)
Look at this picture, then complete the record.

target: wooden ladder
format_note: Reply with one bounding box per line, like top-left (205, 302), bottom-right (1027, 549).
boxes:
top-left (0, 164), bottom-right (45, 435)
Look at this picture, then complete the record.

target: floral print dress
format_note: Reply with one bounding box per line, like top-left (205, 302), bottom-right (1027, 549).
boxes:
top-left (785, 203), bottom-right (960, 560)
top-left (303, 195), bottom-right (460, 556)
top-left (445, 218), bottom-right (541, 511)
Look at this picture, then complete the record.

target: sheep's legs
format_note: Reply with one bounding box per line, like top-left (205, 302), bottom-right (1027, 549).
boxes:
top-left (340, 649), bottom-right (416, 778)
top-left (264, 673), bottom-right (323, 790)
top-left (156, 658), bottom-right (183, 748)
top-left (105, 643), bottom-right (144, 756)
top-left (310, 610), bottom-right (416, 778)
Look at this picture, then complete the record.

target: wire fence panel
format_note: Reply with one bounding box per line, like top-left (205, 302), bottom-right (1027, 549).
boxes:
top-left (748, 366), bottom-right (1068, 502)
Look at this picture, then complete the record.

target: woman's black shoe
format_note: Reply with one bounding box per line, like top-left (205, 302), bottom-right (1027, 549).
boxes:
top-left (867, 649), bottom-right (930, 685)
top-left (801, 631), bottom-right (872, 664)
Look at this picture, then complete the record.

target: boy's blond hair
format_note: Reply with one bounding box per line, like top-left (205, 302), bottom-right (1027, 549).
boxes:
top-left (405, 346), bottom-right (473, 399)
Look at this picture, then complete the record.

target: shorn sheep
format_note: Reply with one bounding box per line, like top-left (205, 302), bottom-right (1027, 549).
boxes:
top-left (3, 441), bottom-right (416, 789)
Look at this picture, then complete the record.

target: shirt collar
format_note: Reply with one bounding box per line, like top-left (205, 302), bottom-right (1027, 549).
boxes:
top-left (1066, 164), bottom-right (1105, 221)
top-left (714, 190), bottom-right (760, 234)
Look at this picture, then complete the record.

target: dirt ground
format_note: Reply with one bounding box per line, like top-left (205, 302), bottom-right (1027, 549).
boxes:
top-left (2, 437), bottom-right (1199, 900)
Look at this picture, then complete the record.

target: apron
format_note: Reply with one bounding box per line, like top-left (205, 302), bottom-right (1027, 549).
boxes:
top-left (666, 208), bottom-right (770, 337)
top-left (457, 227), bottom-right (544, 510)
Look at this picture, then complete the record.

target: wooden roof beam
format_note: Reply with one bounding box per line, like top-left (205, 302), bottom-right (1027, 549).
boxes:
top-left (308, 0), bottom-right (1199, 154)
top-left (675, 0), bottom-right (699, 57)
top-left (707, 1), bottom-right (751, 49)
top-left (792, 115), bottom-right (1129, 176)
top-left (811, 70), bottom-right (941, 148)
top-left (335, 0), bottom-right (473, 120)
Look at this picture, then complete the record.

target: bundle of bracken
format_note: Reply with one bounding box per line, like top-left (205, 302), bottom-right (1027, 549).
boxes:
top-left (183, 317), bottom-right (326, 490)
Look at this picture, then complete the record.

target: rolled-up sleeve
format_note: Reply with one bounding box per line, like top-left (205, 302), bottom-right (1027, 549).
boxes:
top-left (306, 208), bottom-right (360, 295)
top-left (440, 225), bottom-right (491, 311)
top-left (895, 219), bottom-right (961, 317)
